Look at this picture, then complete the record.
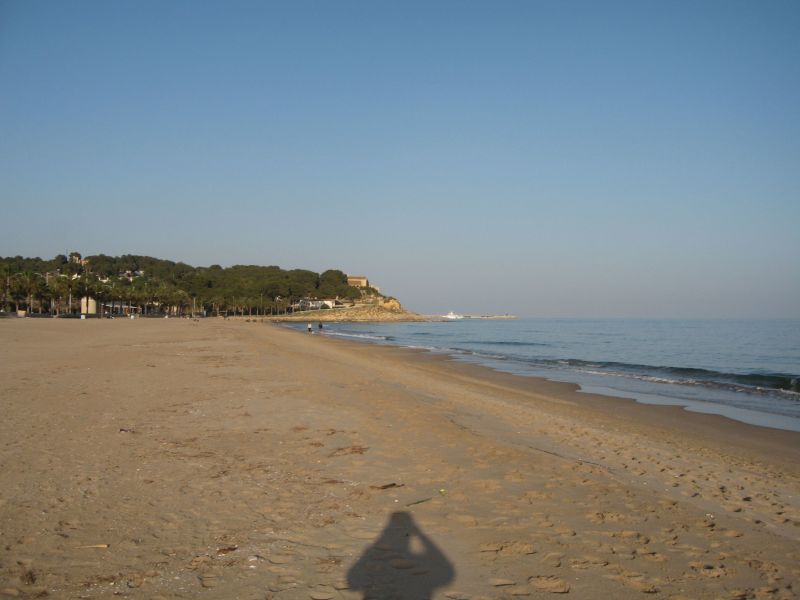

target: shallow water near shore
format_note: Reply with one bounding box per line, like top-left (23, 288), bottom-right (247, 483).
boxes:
top-left (294, 318), bottom-right (800, 432)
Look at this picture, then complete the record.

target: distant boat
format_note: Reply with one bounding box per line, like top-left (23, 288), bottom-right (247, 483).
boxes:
top-left (443, 311), bottom-right (464, 320)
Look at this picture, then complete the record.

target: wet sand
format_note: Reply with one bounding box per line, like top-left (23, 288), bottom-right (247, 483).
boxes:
top-left (1, 318), bottom-right (798, 599)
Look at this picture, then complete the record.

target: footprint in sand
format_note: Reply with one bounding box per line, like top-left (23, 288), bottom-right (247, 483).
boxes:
top-left (529, 575), bottom-right (570, 593)
top-left (606, 569), bottom-right (661, 593)
top-left (541, 552), bottom-right (564, 568)
top-left (480, 541), bottom-right (537, 557)
top-left (688, 561), bottom-right (729, 578)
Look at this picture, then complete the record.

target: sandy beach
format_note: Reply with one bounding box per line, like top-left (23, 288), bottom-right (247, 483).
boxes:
top-left (1, 318), bottom-right (798, 600)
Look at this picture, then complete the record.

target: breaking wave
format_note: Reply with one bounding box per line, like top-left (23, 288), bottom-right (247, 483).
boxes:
top-left (515, 358), bottom-right (799, 396)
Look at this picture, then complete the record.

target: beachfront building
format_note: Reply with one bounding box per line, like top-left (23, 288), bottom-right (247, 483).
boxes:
top-left (80, 296), bottom-right (97, 315)
top-left (294, 298), bottom-right (345, 311)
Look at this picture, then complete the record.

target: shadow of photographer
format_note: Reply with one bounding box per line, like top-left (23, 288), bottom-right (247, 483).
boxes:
top-left (346, 511), bottom-right (455, 600)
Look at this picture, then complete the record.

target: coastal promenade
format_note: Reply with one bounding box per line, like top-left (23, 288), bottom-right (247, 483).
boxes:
top-left (1, 319), bottom-right (798, 599)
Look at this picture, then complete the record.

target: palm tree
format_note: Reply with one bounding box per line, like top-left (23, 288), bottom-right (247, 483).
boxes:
top-left (48, 276), bottom-right (71, 315)
top-left (32, 275), bottom-right (50, 314)
top-left (9, 275), bottom-right (27, 314)
top-left (174, 289), bottom-right (190, 317)
top-left (62, 276), bottom-right (75, 315)
top-left (151, 282), bottom-right (170, 315)
top-left (107, 281), bottom-right (126, 317)
top-left (120, 279), bottom-right (140, 316)
top-left (94, 281), bottom-right (111, 318)
top-left (134, 279), bottom-right (152, 315)
top-left (17, 271), bottom-right (38, 314)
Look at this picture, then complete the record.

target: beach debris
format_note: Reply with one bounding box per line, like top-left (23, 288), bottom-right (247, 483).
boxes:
top-left (406, 497), bottom-right (433, 507)
top-left (701, 515), bottom-right (717, 529)
top-left (20, 571), bottom-right (36, 585)
top-left (118, 428), bottom-right (135, 433)
top-left (723, 529), bottom-right (743, 538)
top-left (439, 488), bottom-right (447, 496)
top-left (216, 545), bottom-right (238, 555)
top-left (75, 544), bottom-right (109, 549)
top-left (369, 482), bottom-right (404, 490)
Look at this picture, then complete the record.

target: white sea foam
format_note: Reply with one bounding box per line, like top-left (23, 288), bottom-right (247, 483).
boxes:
top-left (325, 331), bottom-right (388, 341)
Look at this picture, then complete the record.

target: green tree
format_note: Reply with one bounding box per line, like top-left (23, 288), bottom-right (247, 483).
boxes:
top-left (9, 275), bottom-right (27, 313)
top-left (0, 252), bottom-right (386, 317)
top-left (32, 275), bottom-right (50, 314)
top-left (0, 263), bottom-right (10, 312)
top-left (16, 272), bottom-right (40, 314)
top-left (48, 276), bottom-right (70, 315)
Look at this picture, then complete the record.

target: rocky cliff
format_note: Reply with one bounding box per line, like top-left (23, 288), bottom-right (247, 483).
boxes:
top-left (267, 297), bottom-right (425, 322)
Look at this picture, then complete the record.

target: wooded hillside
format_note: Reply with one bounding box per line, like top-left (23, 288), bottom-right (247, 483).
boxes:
top-left (0, 253), bottom-right (371, 316)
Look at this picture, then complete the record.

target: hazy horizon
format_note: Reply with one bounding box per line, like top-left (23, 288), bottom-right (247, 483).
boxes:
top-left (2, 1), bottom-right (798, 319)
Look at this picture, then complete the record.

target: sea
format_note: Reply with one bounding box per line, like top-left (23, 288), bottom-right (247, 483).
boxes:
top-left (288, 318), bottom-right (800, 432)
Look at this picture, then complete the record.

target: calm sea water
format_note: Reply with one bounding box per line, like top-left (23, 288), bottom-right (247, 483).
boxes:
top-left (290, 319), bottom-right (800, 432)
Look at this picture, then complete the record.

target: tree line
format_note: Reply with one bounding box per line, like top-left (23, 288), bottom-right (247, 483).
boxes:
top-left (0, 253), bottom-right (368, 317)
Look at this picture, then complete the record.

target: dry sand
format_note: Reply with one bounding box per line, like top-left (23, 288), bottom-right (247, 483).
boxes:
top-left (1, 318), bottom-right (798, 599)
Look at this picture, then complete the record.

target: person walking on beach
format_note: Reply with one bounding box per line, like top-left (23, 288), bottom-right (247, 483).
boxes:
top-left (307, 323), bottom-right (312, 333)
top-left (318, 321), bottom-right (323, 331)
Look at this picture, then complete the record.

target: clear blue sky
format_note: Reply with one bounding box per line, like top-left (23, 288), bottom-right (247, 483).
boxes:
top-left (1, 1), bottom-right (798, 317)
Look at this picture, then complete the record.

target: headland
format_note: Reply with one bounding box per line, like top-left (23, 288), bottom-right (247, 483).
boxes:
top-left (263, 297), bottom-right (428, 323)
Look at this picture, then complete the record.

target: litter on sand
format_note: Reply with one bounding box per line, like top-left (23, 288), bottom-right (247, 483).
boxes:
top-left (405, 497), bottom-right (433, 507)
top-left (370, 483), bottom-right (405, 490)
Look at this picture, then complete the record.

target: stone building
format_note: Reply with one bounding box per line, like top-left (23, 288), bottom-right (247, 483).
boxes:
top-left (347, 275), bottom-right (370, 288)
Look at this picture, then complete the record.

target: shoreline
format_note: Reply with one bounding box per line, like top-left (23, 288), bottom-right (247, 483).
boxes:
top-left (287, 320), bottom-right (800, 434)
top-left (2, 318), bottom-right (799, 598)
top-left (306, 325), bottom-right (800, 468)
